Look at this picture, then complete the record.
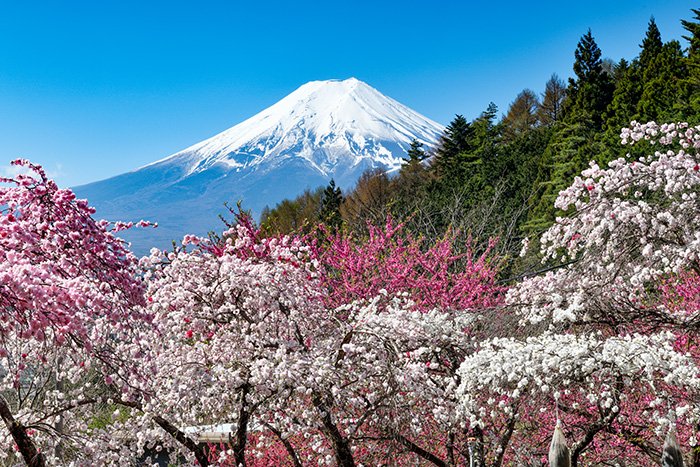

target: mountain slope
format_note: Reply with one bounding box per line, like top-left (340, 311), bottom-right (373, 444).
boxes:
top-left (74, 78), bottom-right (444, 254)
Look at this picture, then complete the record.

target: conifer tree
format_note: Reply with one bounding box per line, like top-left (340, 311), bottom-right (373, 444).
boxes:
top-left (638, 40), bottom-right (686, 121)
top-left (537, 74), bottom-right (567, 126)
top-left (639, 18), bottom-right (663, 71)
top-left (525, 116), bottom-right (602, 233)
top-left (502, 89), bottom-right (539, 140)
top-left (404, 138), bottom-right (427, 164)
top-left (392, 140), bottom-right (431, 221)
top-left (681, 8), bottom-right (700, 56)
top-left (433, 115), bottom-right (473, 179)
top-left (567, 30), bottom-right (614, 126)
top-left (681, 8), bottom-right (700, 120)
top-left (602, 58), bottom-right (641, 161)
top-left (320, 179), bottom-right (344, 230)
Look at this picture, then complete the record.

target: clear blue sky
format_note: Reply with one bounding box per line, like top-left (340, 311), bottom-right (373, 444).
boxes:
top-left (0, 0), bottom-right (697, 186)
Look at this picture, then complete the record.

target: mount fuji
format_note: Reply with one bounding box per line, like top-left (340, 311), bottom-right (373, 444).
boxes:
top-left (74, 78), bottom-right (445, 254)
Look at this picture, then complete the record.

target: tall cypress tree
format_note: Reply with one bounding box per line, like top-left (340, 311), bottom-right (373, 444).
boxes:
top-left (639, 40), bottom-right (686, 121)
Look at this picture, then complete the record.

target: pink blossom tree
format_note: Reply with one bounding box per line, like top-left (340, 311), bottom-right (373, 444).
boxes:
top-left (312, 218), bottom-right (501, 311)
top-left (0, 159), bottom-right (150, 465)
top-left (102, 214), bottom-right (504, 466)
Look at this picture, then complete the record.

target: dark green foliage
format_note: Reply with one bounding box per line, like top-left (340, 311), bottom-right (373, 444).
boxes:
top-left (681, 9), bottom-right (700, 120)
top-left (681, 8), bottom-right (700, 56)
top-left (639, 18), bottom-right (663, 70)
top-left (433, 115), bottom-right (473, 179)
top-left (404, 138), bottom-right (428, 164)
top-left (638, 40), bottom-right (686, 121)
top-left (567, 30), bottom-right (614, 127)
top-left (526, 115), bottom-right (603, 233)
top-left (320, 179), bottom-right (344, 230)
top-left (391, 140), bottom-right (431, 220)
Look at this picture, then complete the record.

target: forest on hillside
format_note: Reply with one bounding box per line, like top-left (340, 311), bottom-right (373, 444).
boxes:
top-left (260, 9), bottom-right (700, 277)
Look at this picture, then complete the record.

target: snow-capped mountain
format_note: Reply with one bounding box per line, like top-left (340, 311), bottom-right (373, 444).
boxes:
top-left (74, 78), bottom-right (444, 254)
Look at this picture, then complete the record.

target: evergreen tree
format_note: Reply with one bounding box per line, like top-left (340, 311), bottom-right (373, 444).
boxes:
top-left (681, 8), bottom-right (700, 56)
top-left (638, 40), bottom-right (686, 121)
top-left (639, 18), bottom-right (663, 71)
top-left (392, 140), bottom-right (431, 221)
top-left (526, 116), bottom-right (602, 233)
top-left (433, 115), bottom-right (473, 179)
top-left (320, 179), bottom-right (344, 230)
top-left (404, 139), bottom-right (427, 164)
top-left (469, 103), bottom-right (500, 180)
top-left (602, 58), bottom-right (641, 161)
top-left (680, 8), bottom-right (700, 120)
top-left (537, 74), bottom-right (567, 126)
top-left (567, 29), bottom-right (614, 126)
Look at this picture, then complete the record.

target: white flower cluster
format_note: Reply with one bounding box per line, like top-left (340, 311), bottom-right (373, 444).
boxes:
top-left (511, 122), bottom-right (700, 325)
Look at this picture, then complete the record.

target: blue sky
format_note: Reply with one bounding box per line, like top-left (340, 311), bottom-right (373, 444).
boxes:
top-left (0, 0), bottom-right (697, 186)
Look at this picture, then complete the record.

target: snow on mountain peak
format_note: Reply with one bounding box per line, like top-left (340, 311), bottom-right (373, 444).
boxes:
top-left (148, 78), bottom-right (444, 177)
top-left (76, 78), bottom-right (444, 255)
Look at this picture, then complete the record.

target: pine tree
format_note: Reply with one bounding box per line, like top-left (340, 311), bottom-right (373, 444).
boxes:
top-left (681, 8), bottom-right (700, 56)
top-left (639, 18), bottom-right (663, 71)
top-left (526, 116), bottom-right (602, 233)
top-left (602, 58), bottom-right (641, 161)
top-left (393, 140), bottom-right (431, 221)
top-left (567, 29), bottom-right (614, 126)
top-left (433, 115), bottom-right (473, 179)
top-left (537, 74), bottom-right (567, 126)
top-left (404, 139), bottom-right (427, 164)
top-left (320, 179), bottom-right (343, 230)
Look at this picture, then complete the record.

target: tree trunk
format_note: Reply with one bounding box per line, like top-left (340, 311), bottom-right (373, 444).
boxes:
top-left (265, 423), bottom-right (303, 467)
top-left (446, 431), bottom-right (455, 466)
top-left (232, 384), bottom-right (250, 467)
top-left (117, 399), bottom-right (210, 467)
top-left (471, 426), bottom-right (485, 467)
top-left (0, 396), bottom-right (45, 467)
top-left (151, 415), bottom-right (210, 467)
top-left (692, 423), bottom-right (700, 467)
top-left (393, 433), bottom-right (446, 467)
top-left (313, 394), bottom-right (355, 467)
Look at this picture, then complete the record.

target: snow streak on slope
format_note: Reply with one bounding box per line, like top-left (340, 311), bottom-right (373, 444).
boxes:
top-left (74, 78), bottom-right (444, 255)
